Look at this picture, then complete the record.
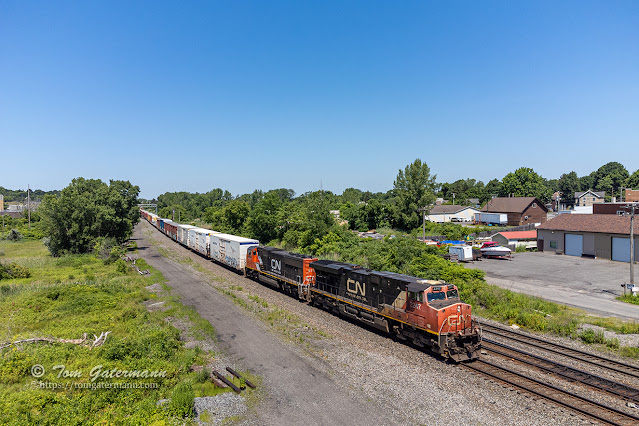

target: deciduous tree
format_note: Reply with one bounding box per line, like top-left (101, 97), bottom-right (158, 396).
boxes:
top-left (393, 159), bottom-right (437, 230)
top-left (39, 178), bottom-right (140, 256)
top-left (592, 162), bottom-right (629, 199)
top-left (557, 171), bottom-right (580, 204)
top-left (627, 169), bottom-right (639, 189)
top-left (499, 167), bottom-right (551, 203)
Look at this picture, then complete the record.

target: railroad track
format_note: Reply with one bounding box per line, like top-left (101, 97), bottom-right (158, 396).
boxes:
top-left (481, 322), bottom-right (639, 380)
top-left (482, 339), bottom-right (639, 403)
top-left (462, 359), bottom-right (639, 425)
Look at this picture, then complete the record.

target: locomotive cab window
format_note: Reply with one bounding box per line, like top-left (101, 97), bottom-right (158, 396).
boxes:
top-left (427, 291), bottom-right (446, 302)
top-left (408, 291), bottom-right (423, 303)
top-left (446, 289), bottom-right (459, 299)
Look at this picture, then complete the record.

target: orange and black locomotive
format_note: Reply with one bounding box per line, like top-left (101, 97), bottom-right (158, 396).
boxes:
top-left (142, 209), bottom-right (482, 362)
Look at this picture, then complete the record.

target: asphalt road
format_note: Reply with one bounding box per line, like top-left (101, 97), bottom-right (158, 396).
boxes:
top-left (466, 252), bottom-right (639, 321)
top-left (132, 223), bottom-right (402, 425)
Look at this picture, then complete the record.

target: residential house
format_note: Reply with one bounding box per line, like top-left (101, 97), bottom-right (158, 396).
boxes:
top-left (575, 190), bottom-right (605, 207)
top-left (537, 214), bottom-right (638, 262)
top-left (481, 197), bottom-right (548, 226)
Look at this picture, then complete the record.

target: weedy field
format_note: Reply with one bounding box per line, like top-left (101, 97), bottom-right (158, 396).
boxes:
top-left (0, 239), bottom-right (237, 425)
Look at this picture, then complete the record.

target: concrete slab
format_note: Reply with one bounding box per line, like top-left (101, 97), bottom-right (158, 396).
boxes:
top-left (466, 252), bottom-right (639, 321)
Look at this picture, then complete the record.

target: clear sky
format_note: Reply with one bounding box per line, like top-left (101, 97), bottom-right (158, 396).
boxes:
top-left (1, 1), bottom-right (638, 199)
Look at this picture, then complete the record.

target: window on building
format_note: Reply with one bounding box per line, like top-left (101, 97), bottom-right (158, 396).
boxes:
top-left (550, 241), bottom-right (558, 249)
top-left (532, 203), bottom-right (537, 208)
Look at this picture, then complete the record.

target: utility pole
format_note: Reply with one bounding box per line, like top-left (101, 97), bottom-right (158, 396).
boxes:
top-left (418, 206), bottom-right (427, 242)
top-left (452, 193), bottom-right (455, 205)
top-left (630, 203), bottom-right (636, 287)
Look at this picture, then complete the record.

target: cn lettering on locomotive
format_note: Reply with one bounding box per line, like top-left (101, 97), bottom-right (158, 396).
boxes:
top-left (271, 259), bottom-right (282, 274)
top-left (346, 278), bottom-right (365, 296)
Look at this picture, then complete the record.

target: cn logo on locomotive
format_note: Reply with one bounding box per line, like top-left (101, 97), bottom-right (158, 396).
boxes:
top-left (271, 259), bottom-right (282, 274)
top-left (346, 278), bottom-right (365, 296)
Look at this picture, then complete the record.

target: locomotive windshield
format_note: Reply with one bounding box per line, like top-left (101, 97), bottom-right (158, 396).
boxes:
top-left (446, 289), bottom-right (459, 299)
top-left (427, 291), bottom-right (446, 302)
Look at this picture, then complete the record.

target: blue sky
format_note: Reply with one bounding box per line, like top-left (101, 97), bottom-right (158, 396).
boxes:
top-left (1, 1), bottom-right (637, 199)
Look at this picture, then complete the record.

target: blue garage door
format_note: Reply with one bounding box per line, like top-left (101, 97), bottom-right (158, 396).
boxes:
top-left (612, 237), bottom-right (630, 263)
top-left (565, 234), bottom-right (583, 257)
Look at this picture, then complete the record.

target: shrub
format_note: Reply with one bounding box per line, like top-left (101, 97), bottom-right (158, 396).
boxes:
top-left (0, 350), bottom-right (34, 384)
top-left (0, 262), bottom-right (31, 280)
top-left (94, 237), bottom-right (123, 264)
top-left (168, 382), bottom-right (194, 418)
top-left (579, 329), bottom-right (605, 344)
top-left (6, 229), bottom-right (22, 242)
top-left (116, 259), bottom-right (128, 274)
top-left (195, 367), bottom-right (210, 383)
top-left (607, 338), bottom-right (620, 350)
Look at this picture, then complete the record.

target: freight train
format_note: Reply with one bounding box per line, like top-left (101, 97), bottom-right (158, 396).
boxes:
top-left (140, 209), bottom-right (482, 361)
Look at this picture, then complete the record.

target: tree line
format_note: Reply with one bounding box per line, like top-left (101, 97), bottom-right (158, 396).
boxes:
top-left (0, 186), bottom-right (60, 203)
top-left (439, 161), bottom-right (639, 207)
top-left (153, 160), bottom-right (638, 243)
top-left (4, 160), bottom-right (637, 256)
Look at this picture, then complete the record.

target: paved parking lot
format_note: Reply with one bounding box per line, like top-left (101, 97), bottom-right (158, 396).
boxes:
top-left (465, 252), bottom-right (639, 321)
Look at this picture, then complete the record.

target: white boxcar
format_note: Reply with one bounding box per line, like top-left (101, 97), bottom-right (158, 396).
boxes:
top-left (189, 228), bottom-right (219, 256)
top-left (188, 227), bottom-right (209, 252)
top-left (177, 224), bottom-right (197, 246)
top-left (209, 233), bottom-right (259, 270)
top-left (148, 212), bottom-right (159, 226)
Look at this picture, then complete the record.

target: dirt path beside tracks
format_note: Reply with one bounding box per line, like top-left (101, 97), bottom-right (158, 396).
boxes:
top-left (132, 223), bottom-right (403, 425)
top-left (132, 221), bottom-right (592, 425)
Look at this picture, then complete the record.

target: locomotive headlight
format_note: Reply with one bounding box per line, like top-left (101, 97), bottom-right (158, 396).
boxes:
top-left (457, 305), bottom-right (461, 312)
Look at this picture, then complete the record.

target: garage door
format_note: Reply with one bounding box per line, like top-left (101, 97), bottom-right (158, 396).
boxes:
top-left (612, 237), bottom-right (630, 263)
top-left (565, 234), bottom-right (583, 257)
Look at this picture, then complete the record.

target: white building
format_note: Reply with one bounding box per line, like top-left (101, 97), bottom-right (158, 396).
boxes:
top-left (425, 205), bottom-right (481, 223)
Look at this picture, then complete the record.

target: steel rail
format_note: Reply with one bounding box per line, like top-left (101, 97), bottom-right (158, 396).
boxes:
top-left (481, 323), bottom-right (639, 379)
top-left (463, 359), bottom-right (639, 425)
top-left (482, 339), bottom-right (639, 403)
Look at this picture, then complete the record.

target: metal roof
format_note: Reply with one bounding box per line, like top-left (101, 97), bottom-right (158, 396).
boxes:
top-left (481, 197), bottom-right (547, 213)
top-left (537, 214), bottom-right (632, 235)
top-left (496, 230), bottom-right (538, 240)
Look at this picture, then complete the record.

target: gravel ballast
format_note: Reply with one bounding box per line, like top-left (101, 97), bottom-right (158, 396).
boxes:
top-left (136, 220), bottom-right (638, 425)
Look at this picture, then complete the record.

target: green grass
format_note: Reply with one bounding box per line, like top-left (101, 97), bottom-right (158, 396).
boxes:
top-left (215, 285), bottom-right (329, 347)
top-left (0, 238), bottom-right (245, 424)
top-left (617, 294), bottom-right (639, 306)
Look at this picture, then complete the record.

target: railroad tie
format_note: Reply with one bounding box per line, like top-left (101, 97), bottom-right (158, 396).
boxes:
top-left (211, 370), bottom-right (241, 393)
top-left (226, 367), bottom-right (256, 389)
